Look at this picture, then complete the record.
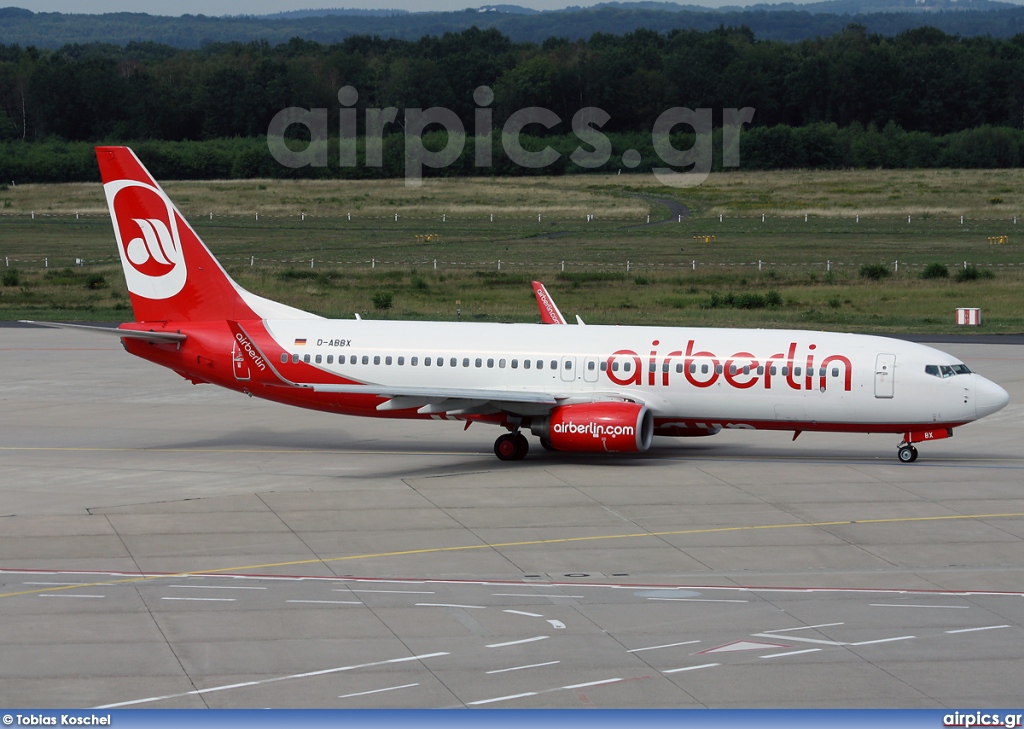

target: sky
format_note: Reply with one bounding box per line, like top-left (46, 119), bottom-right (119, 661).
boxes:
top-left (10, 0), bottom-right (806, 14)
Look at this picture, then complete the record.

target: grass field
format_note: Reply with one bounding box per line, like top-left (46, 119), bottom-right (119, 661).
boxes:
top-left (1, 170), bottom-right (1022, 331)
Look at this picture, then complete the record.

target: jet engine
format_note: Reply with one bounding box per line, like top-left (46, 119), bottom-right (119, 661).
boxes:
top-left (530, 402), bottom-right (654, 453)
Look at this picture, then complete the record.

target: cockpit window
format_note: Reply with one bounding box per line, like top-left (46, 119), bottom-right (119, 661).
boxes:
top-left (926, 364), bottom-right (972, 378)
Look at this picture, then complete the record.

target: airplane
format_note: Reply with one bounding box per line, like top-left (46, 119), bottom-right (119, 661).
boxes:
top-left (28, 146), bottom-right (1010, 463)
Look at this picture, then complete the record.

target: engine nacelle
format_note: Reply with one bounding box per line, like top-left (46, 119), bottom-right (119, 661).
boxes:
top-left (531, 402), bottom-right (654, 453)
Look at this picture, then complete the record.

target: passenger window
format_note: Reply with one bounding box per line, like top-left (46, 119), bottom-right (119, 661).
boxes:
top-left (303, 354), bottom-right (311, 364)
top-left (676, 363), bottom-right (683, 373)
top-left (537, 360), bottom-right (544, 370)
top-left (327, 355), bottom-right (333, 364)
top-left (451, 358), bottom-right (457, 367)
top-left (781, 366), bottom-right (789, 376)
top-left (362, 355), bottom-right (369, 365)
top-left (588, 361), bottom-right (596, 371)
top-left (487, 358), bottom-right (494, 368)
top-left (624, 362), bottom-right (632, 372)
top-left (411, 357), bottom-right (417, 366)
top-left (564, 361), bottom-right (571, 370)
top-left (385, 356), bottom-right (392, 365)
top-left (425, 357), bottom-right (432, 366)
top-left (475, 358), bottom-right (482, 368)
top-left (373, 356), bottom-right (380, 365)
top-left (743, 366), bottom-right (750, 375)
top-left (757, 366), bottom-right (764, 375)
top-left (281, 354), bottom-right (288, 364)
top-left (612, 362), bottom-right (619, 372)
top-left (715, 365), bottom-right (723, 375)
top-left (550, 360), bottom-right (557, 370)
top-left (689, 364), bottom-right (696, 374)
top-left (524, 359), bottom-right (531, 370)
top-left (794, 367), bottom-right (801, 377)
top-left (831, 367), bottom-right (839, 377)
top-left (818, 367), bottom-right (826, 377)
top-left (397, 356), bottom-right (404, 365)
top-left (701, 364), bottom-right (708, 374)
top-left (600, 361), bottom-right (608, 371)
top-left (315, 354), bottom-right (322, 364)
top-left (499, 359), bottom-right (505, 368)
top-left (292, 354), bottom-right (300, 363)
top-left (349, 355), bottom-right (356, 365)
top-left (769, 366), bottom-right (777, 375)
top-left (649, 362), bottom-right (657, 372)
top-left (511, 359), bottom-right (518, 369)
top-left (463, 358), bottom-right (470, 368)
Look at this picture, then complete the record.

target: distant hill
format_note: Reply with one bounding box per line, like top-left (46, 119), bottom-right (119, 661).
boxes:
top-left (3, 1), bottom-right (1024, 48)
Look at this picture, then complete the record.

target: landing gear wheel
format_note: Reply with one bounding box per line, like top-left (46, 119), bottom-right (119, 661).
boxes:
top-left (897, 444), bottom-right (919, 463)
top-left (495, 432), bottom-right (529, 461)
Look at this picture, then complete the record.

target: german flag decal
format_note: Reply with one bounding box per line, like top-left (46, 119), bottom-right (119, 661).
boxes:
top-left (294, 338), bottom-right (307, 346)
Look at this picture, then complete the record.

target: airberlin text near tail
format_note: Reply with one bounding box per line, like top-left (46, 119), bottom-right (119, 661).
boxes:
top-left (32, 146), bottom-right (1010, 462)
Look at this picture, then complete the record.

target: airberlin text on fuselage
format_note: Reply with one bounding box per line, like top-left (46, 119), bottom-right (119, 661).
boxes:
top-left (606, 340), bottom-right (853, 392)
top-left (234, 332), bottom-right (267, 371)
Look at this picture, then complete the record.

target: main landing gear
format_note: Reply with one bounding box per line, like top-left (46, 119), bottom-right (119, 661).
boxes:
top-left (494, 431), bottom-right (530, 461)
top-left (897, 442), bottom-right (919, 463)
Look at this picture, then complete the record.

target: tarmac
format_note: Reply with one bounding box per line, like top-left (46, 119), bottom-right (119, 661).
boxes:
top-left (1, 325), bottom-right (1023, 709)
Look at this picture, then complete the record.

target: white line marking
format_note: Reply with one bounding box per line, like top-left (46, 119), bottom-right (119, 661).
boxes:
top-left (870, 604), bottom-right (969, 609)
top-left (38, 594), bottom-right (105, 598)
top-left (467, 692), bottom-right (538, 706)
top-left (663, 663), bottom-right (720, 674)
top-left (93, 652), bottom-right (450, 708)
top-left (628, 640), bottom-right (701, 653)
top-left (547, 620), bottom-right (566, 629)
top-left (760, 648), bottom-right (823, 659)
top-left (24, 582), bottom-right (90, 586)
top-left (416, 603), bottom-right (486, 609)
top-left (849, 636), bottom-right (916, 646)
top-left (286, 600), bottom-right (362, 605)
top-left (761, 623), bottom-right (845, 633)
top-left (946, 625), bottom-right (1011, 634)
top-left (486, 661), bottom-right (560, 674)
top-left (504, 610), bottom-right (544, 617)
top-left (648, 598), bottom-right (749, 603)
top-left (486, 636), bottom-right (549, 648)
top-left (563, 678), bottom-right (622, 690)
top-left (347, 589), bottom-right (435, 594)
top-left (752, 633), bottom-right (845, 646)
top-left (168, 585), bottom-right (266, 590)
top-left (160, 597), bottom-right (236, 602)
top-left (339, 683), bottom-right (418, 699)
top-left (492, 593), bottom-right (584, 598)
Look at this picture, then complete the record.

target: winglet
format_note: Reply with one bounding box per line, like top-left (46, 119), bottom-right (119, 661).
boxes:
top-left (532, 281), bottom-right (567, 325)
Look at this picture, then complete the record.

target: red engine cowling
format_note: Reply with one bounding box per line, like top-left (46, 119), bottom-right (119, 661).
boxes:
top-left (531, 402), bottom-right (654, 453)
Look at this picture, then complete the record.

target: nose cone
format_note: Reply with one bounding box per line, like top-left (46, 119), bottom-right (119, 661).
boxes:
top-left (975, 376), bottom-right (1010, 419)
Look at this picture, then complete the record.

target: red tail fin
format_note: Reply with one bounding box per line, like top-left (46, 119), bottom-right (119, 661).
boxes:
top-left (97, 146), bottom-right (273, 323)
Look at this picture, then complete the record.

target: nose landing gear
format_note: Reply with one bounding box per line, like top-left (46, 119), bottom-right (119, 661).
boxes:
top-left (494, 431), bottom-right (530, 461)
top-left (897, 442), bottom-right (919, 463)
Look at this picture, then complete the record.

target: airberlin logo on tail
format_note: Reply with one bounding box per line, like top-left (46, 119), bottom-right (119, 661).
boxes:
top-left (106, 180), bottom-right (187, 300)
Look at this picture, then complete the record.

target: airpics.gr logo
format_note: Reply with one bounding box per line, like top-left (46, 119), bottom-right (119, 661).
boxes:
top-left (106, 180), bottom-right (187, 300)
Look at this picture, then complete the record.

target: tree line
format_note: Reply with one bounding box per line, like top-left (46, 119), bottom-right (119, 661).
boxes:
top-left (2, 25), bottom-right (1024, 180)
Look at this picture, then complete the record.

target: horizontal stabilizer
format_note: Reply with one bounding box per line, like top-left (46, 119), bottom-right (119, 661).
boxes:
top-left (20, 321), bottom-right (186, 343)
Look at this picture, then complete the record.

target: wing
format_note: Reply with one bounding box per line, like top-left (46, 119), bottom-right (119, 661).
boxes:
top-left (308, 382), bottom-right (642, 417)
